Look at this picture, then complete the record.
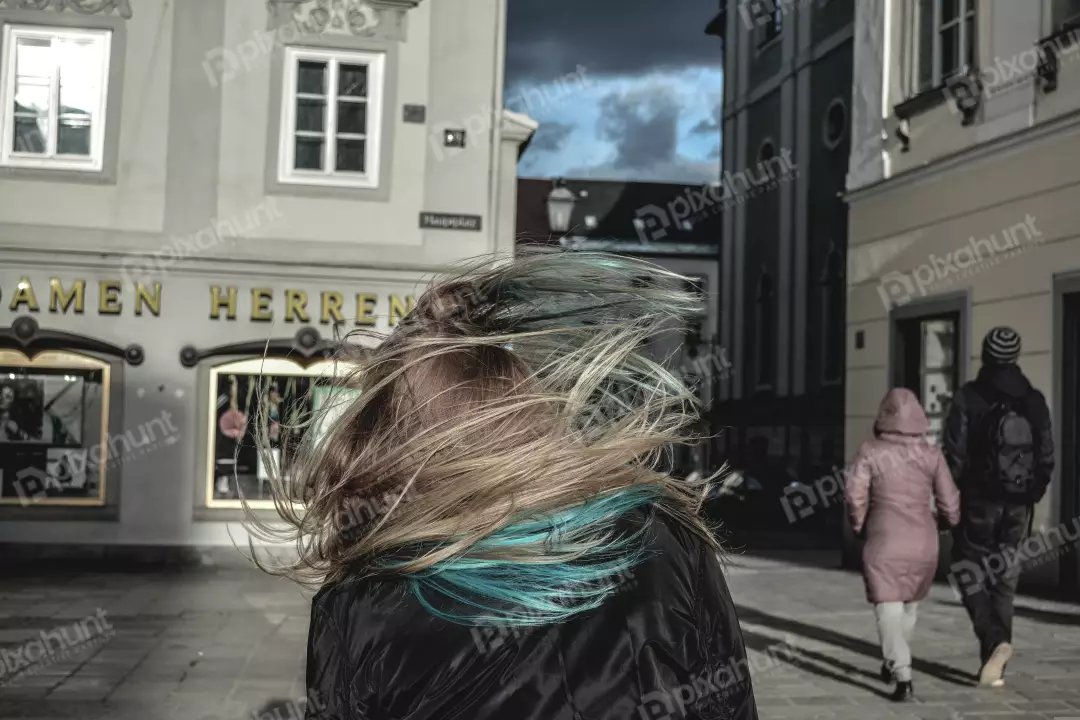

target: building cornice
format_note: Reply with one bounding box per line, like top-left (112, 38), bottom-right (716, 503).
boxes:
top-left (268, 0), bottom-right (423, 41)
top-left (0, 0), bottom-right (131, 17)
top-left (366, 0), bottom-right (421, 9)
top-left (0, 244), bottom-right (452, 283)
top-left (559, 236), bottom-right (719, 257)
top-left (500, 109), bottom-right (538, 144)
top-left (845, 106), bottom-right (1080, 205)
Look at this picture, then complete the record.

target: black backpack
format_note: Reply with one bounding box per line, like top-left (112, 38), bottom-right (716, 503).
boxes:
top-left (971, 391), bottom-right (1035, 500)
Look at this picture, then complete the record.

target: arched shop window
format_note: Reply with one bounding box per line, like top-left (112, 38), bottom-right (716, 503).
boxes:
top-left (0, 350), bottom-right (110, 507)
top-left (205, 356), bottom-right (358, 509)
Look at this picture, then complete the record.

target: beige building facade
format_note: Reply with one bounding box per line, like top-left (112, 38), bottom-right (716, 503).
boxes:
top-left (845, 0), bottom-right (1080, 585)
top-left (0, 0), bottom-right (534, 549)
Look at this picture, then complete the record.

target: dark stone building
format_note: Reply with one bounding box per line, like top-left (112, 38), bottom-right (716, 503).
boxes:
top-left (706, 0), bottom-right (854, 535)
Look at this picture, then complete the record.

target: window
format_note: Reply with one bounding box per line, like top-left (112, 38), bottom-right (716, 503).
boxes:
top-left (758, 5), bottom-right (783, 48)
top-left (1053, 0), bottom-right (1080, 29)
top-left (680, 277), bottom-right (708, 386)
top-left (757, 137), bottom-right (776, 164)
top-left (916, 0), bottom-right (977, 93)
top-left (1062, 291), bottom-right (1080, 558)
top-left (894, 314), bottom-right (959, 444)
top-left (754, 269), bottom-right (776, 390)
top-left (0, 25), bottom-right (111, 172)
top-left (820, 244), bottom-right (845, 384)
top-left (279, 47), bottom-right (385, 189)
top-left (0, 350), bottom-right (110, 507)
top-left (206, 357), bottom-right (357, 509)
top-left (823, 98), bottom-right (847, 150)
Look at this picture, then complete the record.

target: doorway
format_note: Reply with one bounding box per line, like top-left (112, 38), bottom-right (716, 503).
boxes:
top-left (1061, 291), bottom-right (1080, 590)
top-left (892, 312), bottom-right (962, 445)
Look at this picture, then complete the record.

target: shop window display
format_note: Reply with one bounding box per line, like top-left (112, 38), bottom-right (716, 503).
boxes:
top-left (0, 350), bottom-right (109, 506)
top-left (894, 314), bottom-right (960, 446)
top-left (206, 357), bottom-right (356, 509)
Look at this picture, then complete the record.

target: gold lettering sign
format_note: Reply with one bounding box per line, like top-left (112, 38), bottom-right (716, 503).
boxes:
top-left (49, 279), bottom-right (85, 314)
top-left (388, 294), bottom-right (416, 327)
top-left (8, 277), bottom-right (39, 312)
top-left (251, 288), bottom-right (273, 322)
top-left (321, 291), bottom-right (344, 325)
top-left (98, 281), bottom-right (122, 315)
top-left (284, 290), bottom-right (310, 323)
top-left (210, 286), bottom-right (237, 320)
top-left (356, 293), bottom-right (378, 326)
top-left (135, 282), bottom-right (162, 317)
top-left (3, 280), bottom-right (416, 322)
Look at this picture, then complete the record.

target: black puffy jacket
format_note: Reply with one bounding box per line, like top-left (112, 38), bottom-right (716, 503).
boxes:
top-left (304, 509), bottom-right (759, 719)
top-left (942, 363), bottom-right (1055, 504)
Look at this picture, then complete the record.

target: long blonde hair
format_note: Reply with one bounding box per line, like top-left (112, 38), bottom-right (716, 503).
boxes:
top-left (243, 252), bottom-right (719, 624)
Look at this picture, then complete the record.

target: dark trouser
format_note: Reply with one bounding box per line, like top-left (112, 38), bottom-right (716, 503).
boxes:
top-left (951, 500), bottom-right (1031, 664)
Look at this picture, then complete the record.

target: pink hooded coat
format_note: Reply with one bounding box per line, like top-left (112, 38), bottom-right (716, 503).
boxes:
top-left (844, 388), bottom-right (961, 604)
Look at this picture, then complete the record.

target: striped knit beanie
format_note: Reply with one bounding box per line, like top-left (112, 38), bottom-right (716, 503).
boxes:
top-left (982, 326), bottom-right (1021, 364)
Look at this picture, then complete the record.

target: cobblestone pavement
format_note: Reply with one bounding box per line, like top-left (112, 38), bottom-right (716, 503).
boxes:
top-left (727, 552), bottom-right (1080, 720)
top-left (0, 551), bottom-right (312, 720)
top-left (0, 549), bottom-right (1078, 719)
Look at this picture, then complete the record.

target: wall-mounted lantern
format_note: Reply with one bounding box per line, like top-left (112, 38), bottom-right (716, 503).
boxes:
top-left (546, 178), bottom-right (577, 234)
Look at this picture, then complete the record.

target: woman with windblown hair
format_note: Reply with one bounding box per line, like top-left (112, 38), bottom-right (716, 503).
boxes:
top-left (245, 253), bottom-right (759, 720)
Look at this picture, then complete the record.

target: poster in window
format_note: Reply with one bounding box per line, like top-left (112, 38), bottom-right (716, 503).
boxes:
top-left (0, 352), bottom-right (108, 506)
top-left (922, 369), bottom-right (953, 446)
top-left (922, 370), bottom-right (953, 417)
top-left (210, 371), bottom-right (316, 505)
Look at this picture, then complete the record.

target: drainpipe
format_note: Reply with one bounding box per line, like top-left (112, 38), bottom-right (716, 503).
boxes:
top-left (487, 0), bottom-right (507, 254)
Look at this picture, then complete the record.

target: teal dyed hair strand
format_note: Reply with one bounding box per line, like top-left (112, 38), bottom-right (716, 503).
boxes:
top-left (393, 486), bottom-right (660, 627)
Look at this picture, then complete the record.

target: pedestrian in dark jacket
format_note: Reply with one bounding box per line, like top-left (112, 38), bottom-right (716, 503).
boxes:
top-left (245, 253), bottom-right (759, 720)
top-left (942, 326), bottom-right (1054, 688)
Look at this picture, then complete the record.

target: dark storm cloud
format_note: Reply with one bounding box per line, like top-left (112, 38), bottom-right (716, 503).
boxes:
top-left (529, 122), bottom-right (576, 153)
top-left (595, 83), bottom-right (680, 169)
top-left (506, 0), bottom-right (722, 85)
top-left (708, 144), bottom-right (721, 159)
top-left (564, 84), bottom-right (719, 184)
top-left (690, 103), bottom-right (722, 135)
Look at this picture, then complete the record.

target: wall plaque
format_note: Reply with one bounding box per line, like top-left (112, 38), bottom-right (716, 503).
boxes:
top-left (419, 213), bottom-right (482, 232)
top-left (403, 104), bottom-right (426, 123)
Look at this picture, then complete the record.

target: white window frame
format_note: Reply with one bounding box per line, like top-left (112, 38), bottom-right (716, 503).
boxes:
top-left (0, 24), bottom-right (111, 172)
top-left (278, 46), bottom-right (385, 190)
top-left (915, 0), bottom-right (977, 92)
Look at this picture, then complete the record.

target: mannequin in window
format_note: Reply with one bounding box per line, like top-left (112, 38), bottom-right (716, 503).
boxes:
top-left (0, 383), bottom-right (21, 442)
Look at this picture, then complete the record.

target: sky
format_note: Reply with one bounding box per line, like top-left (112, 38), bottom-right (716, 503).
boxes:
top-left (505, 0), bottom-right (724, 185)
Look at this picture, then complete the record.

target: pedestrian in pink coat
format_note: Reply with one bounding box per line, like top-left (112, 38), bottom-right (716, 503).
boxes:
top-left (844, 387), bottom-right (961, 702)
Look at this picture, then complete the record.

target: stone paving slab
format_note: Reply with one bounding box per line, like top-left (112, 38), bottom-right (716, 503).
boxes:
top-left (0, 548), bottom-right (1077, 719)
top-left (727, 552), bottom-right (1080, 720)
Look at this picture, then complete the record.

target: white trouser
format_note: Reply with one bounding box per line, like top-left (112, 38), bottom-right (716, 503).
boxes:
top-left (874, 601), bottom-right (918, 682)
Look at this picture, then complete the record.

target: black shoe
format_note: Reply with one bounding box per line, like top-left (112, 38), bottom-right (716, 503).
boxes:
top-left (890, 681), bottom-right (915, 702)
top-left (880, 663), bottom-right (892, 683)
